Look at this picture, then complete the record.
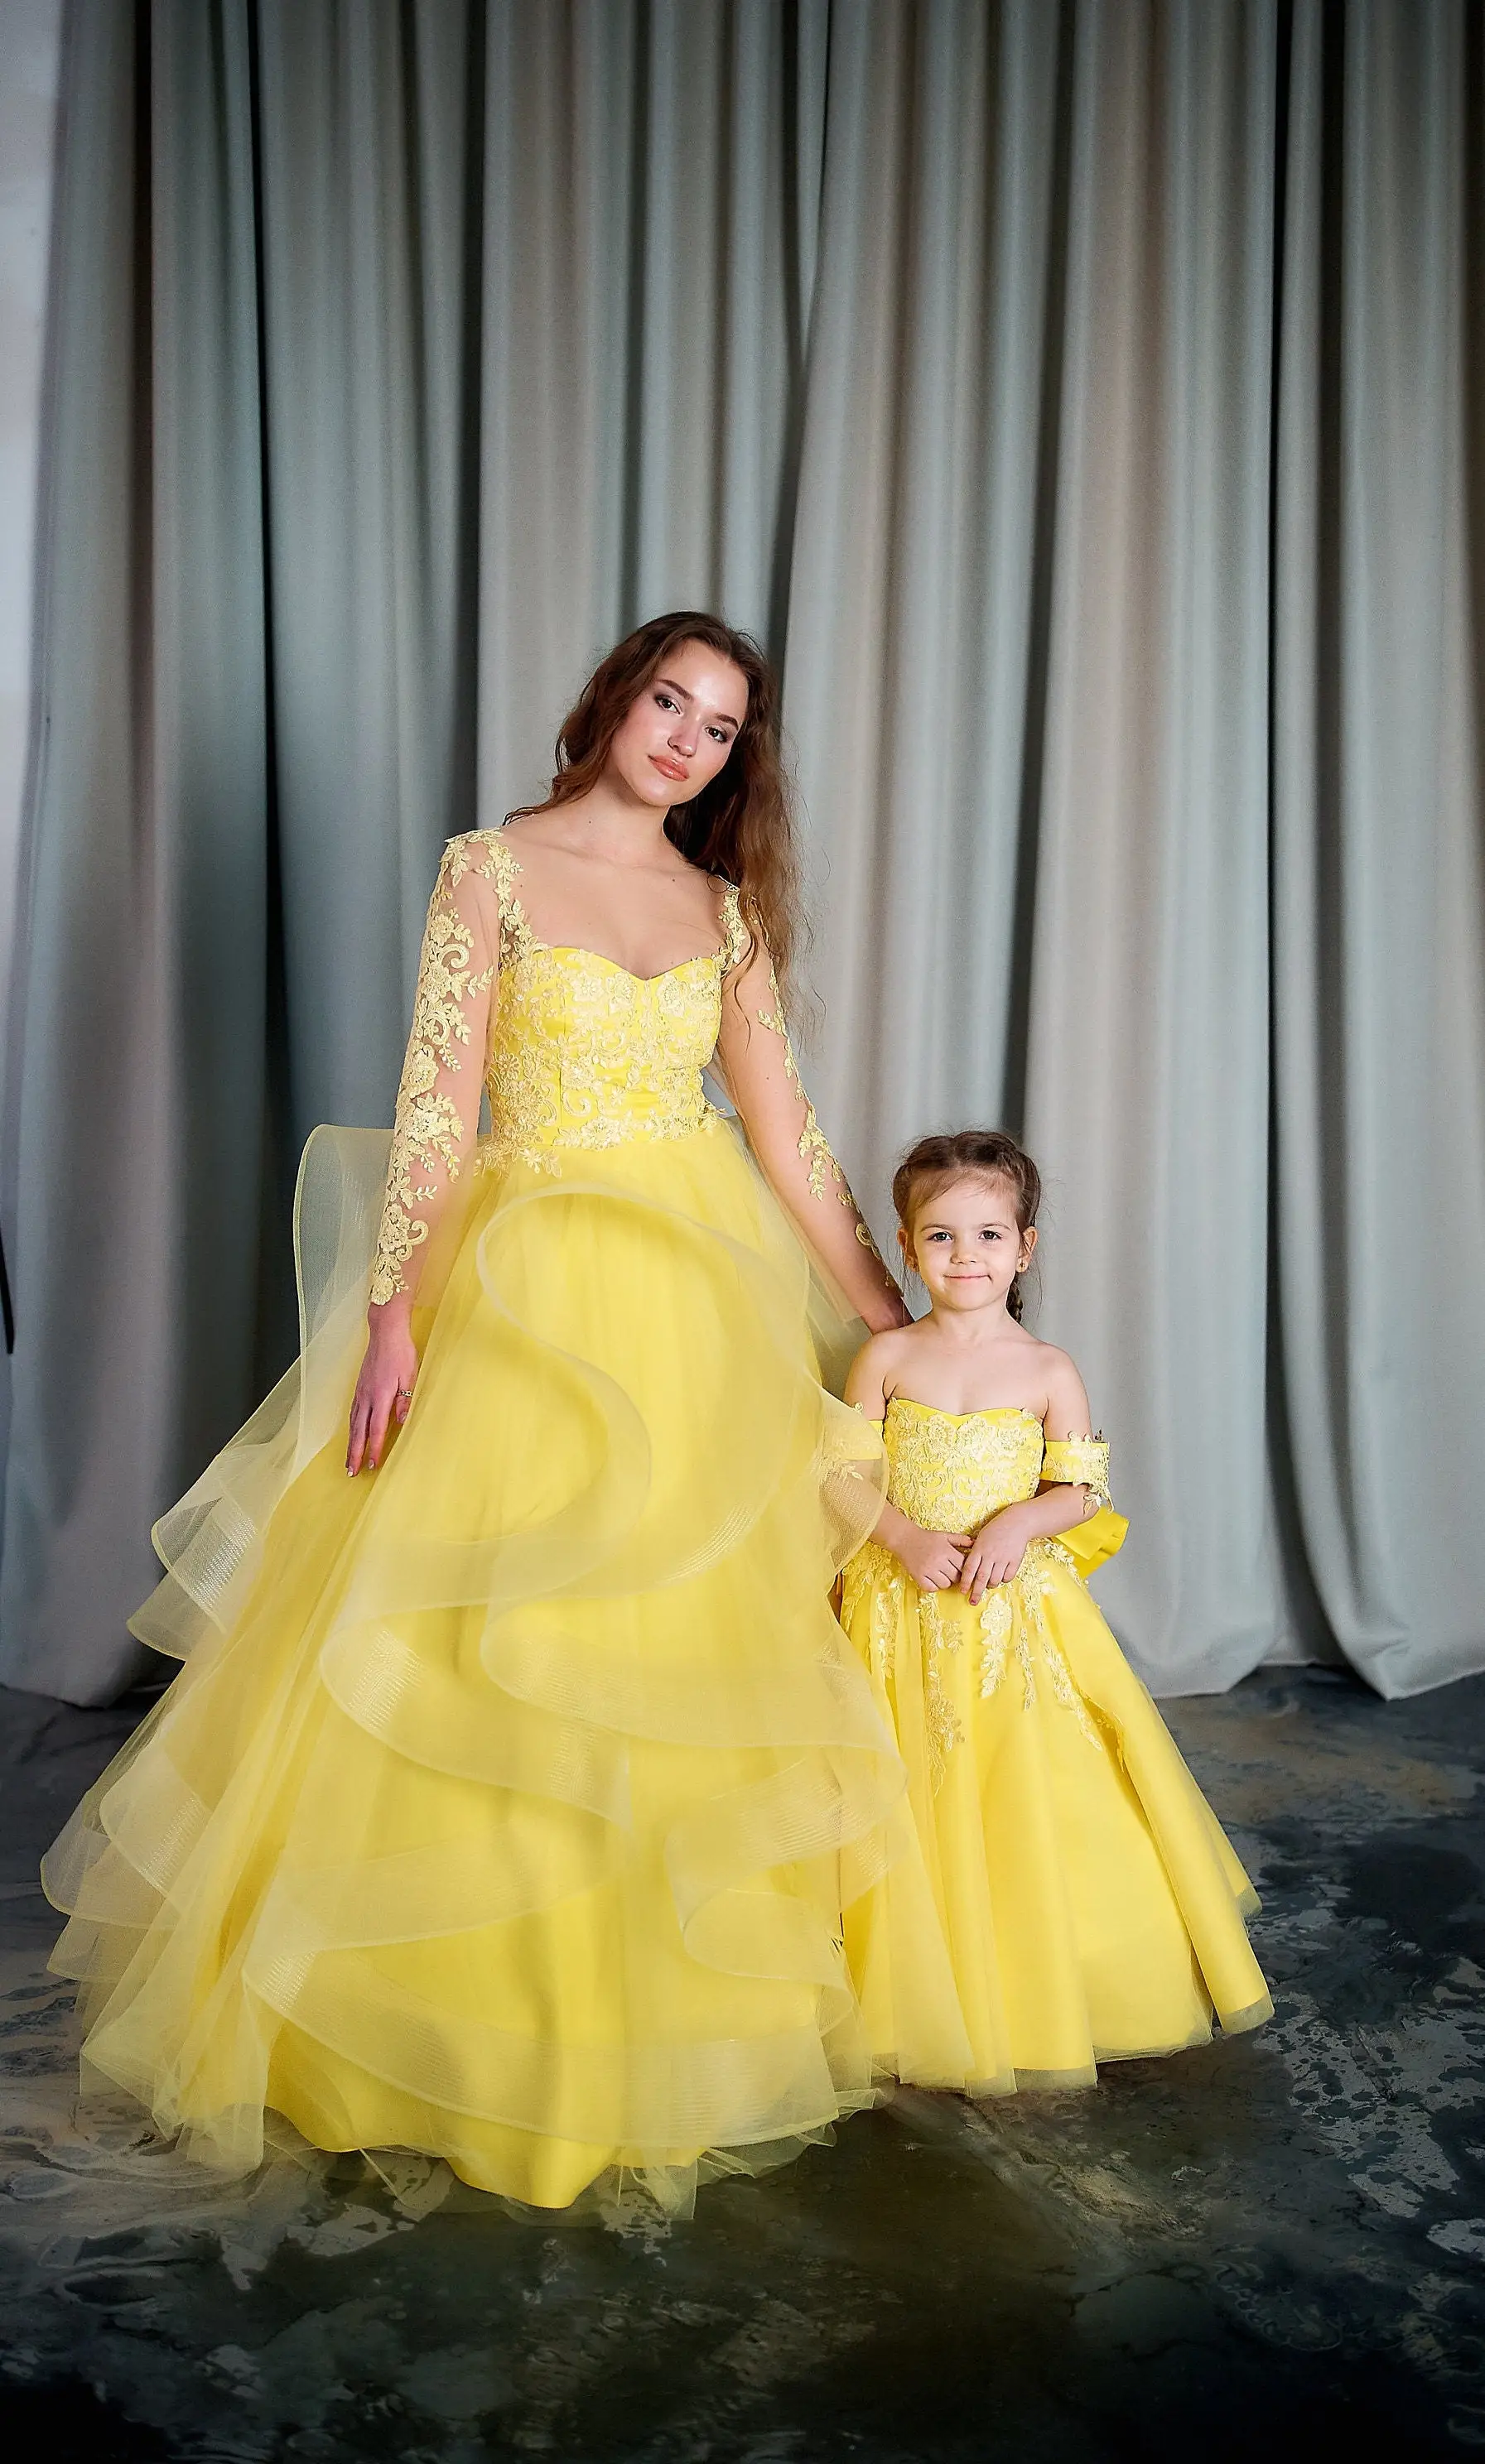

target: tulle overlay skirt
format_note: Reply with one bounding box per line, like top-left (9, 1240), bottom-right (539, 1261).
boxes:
top-left (839, 1539), bottom-right (1274, 2095)
top-left (44, 1121), bottom-right (903, 2214)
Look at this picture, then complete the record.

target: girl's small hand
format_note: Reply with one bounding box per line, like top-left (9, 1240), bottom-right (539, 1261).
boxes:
top-left (346, 1303), bottom-right (419, 1475)
top-left (894, 1523), bottom-right (972, 1593)
top-left (959, 1506), bottom-right (1035, 1604)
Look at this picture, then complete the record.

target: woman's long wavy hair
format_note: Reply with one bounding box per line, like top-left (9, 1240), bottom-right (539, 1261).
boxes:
top-left (507, 612), bottom-right (803, 997)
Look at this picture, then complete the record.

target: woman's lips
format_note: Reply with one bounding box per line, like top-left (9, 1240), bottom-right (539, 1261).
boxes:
top-left (651, 756), bottom-right (688, 782)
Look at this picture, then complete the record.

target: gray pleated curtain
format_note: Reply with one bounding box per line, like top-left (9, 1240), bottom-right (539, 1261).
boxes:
top-left (3, 0), bottom-right (1483, 1707)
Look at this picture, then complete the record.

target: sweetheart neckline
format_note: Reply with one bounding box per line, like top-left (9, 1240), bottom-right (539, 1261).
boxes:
top-left (885, 1398), bottom-right (1044, 1429)
top-left (527, 942), bottom-right (724, 985)
top-left (493, 833), bottom-right (730, 985)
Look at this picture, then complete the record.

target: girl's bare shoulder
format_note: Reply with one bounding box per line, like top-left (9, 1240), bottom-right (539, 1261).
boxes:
top-left (846, 1322), bottom-right (922, 1410)
top-left (860, 1321), bottom-right (924, 1373)
top-left (1019, 1329), bottom-right (1077, 1372)
top-left (1024, 1335), bottom-right (1092, 1425)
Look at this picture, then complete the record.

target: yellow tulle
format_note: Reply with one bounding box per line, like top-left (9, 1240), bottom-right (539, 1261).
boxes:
top-left (44, 1120), bottom-right (904, 2216)
top-left (839, 1405), bottom-right (1273, 2092)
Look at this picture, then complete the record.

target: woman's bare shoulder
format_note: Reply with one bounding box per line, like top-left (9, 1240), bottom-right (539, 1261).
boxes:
top-left (495, 814), bottom-right (566, 859)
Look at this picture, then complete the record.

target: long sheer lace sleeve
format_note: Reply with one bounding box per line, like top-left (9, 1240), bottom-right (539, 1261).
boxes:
top-left (714, 919), bottom-right (904, 1328)
top-left (369, 836), bottom-right (504, 1307)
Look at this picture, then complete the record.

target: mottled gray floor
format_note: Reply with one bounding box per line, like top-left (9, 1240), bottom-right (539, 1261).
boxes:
top-left (2, 1668), bottom-right (1483, 2462)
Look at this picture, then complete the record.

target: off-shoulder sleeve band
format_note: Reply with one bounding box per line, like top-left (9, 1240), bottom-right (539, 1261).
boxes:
top-left (1041, 1437), bottom-right (1111, 1511)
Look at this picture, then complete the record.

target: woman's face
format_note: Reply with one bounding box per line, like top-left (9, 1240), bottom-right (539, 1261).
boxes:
top-left (605, 639), bottom-right (749, 811)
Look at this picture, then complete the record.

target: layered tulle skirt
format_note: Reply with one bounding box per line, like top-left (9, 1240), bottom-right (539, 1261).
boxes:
top-left (43, 1119), bottom-right (902, 2214)
top-left (839, 1536), bottom-right (1274, 2093)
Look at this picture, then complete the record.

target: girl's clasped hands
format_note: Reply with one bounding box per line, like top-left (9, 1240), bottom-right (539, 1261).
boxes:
top-left (889, 1504), bottom-right (1041, 1605)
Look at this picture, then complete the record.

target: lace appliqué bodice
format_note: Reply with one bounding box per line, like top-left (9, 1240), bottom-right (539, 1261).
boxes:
top-left (882, 1399), bottom-right (1045, 1530)
top-left (841, 1403), bottom-right (1109, 1779)
top-left (369, 833), bottom-right (752, 1306)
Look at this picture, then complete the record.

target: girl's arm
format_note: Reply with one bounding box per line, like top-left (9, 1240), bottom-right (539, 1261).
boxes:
top-left (844, 1336), bottom-right (969, 1592)
top-left (714, 931), bottom-right (908, 1333)
top-left (348, 838), bottom-right (504, 1473)
top-left (957, 1350), bottom-right (1103, 1604)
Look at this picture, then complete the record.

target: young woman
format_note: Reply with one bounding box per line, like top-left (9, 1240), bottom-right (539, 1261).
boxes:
top-left (44, 614), bottom-right (910, 2217)
top-left (839, 1129), bottom-right (1271, 2096)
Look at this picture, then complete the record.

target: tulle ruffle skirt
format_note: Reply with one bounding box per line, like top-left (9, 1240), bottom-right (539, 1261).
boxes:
top-left (839, 1538), bottom-right (1273, 2093)
top-left (44, 1120), bottom-right (901, 2214)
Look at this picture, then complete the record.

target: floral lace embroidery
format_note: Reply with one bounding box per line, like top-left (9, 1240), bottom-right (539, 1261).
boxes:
top-left (717, 882), bottom-right (751, 972)
top-left (479, 951), bottom-right (725, 1172)
top-left (883, 1401), bottom-right (1044, 1532)
top-left (1041, 1435), bottom-right (1112, 1514)
top-left (976, 1587), bottom-right (1013, 1701)
top-left (918, 1586), bottom-right (966, 1787)
top-left (841, 1539), bottom-right (899, 1682)
top-left (463, 829), bottom-right (535, 968)
top-left (841, 1402), bottom-right (1102, 1766)
top-left (976, 1540), bottom-right (1100, 1745)
top-left (844, 1536), bottom-right (1099, 1769)
top-left (480, 834), bottom-right (741, 1170)
top-left (372, 834), bottom-right (753, 1292)
top-left (369, 835), bottom-right (503, 1306)
top-left (755, 982), bottom-right (853, 1206)
top-left (841, 1542), bottom-right (964, 1787)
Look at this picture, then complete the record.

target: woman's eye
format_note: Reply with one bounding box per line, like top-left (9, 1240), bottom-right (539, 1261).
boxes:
top-left (657, 693), bottom-right (678, 712)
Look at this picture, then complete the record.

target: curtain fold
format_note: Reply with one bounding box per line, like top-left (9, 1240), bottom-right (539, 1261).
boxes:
top-left (477, 0), bottom-right (828, 823)
top-left (1021, 0), bottom-right (1283, 1687)
top-left (3, 0), bottom-right (1483, 1706)
top-left (0, 0), bottom-right (269, 1701)
top-left (1272, 0), bottom-right (1485, 1696)
top-left (253, 0), bottom-right (486, 1140)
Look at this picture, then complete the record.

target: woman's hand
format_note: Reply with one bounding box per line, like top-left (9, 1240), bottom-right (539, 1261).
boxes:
top-left (958, 1504), bottom-right (1036, 1605)
top-left (346, 1300), bottom-right (419, 1475)
top-left (893, 1522), bottom-right (972, 1593)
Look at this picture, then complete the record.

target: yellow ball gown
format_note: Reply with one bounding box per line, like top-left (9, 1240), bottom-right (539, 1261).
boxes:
top-left (43, 832), bottom-right (902, 2216)
top-left (839, 1402), bottom-right (1273, 2092)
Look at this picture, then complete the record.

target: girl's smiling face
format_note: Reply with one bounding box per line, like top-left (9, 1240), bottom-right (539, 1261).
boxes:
top-left (604, 638), bottom-right (747, 811)
top-left (900, 1172), bottom-right (1036, 1316)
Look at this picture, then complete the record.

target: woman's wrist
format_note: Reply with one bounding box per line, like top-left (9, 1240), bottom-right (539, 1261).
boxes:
top-left (368, 1292), bottom-right (415, 1338)
top-left (861, 1276), bottom-right (910, 1334)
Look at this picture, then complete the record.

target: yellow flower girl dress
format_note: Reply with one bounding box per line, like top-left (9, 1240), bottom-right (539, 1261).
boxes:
top-left (839, 1406), bottom-right (1273, 2092)
top-left (42, 831), bottom-right (903, 2216)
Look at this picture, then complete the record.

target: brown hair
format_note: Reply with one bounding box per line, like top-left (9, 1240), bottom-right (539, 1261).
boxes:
top-left (891, 1129), bottom-right (1043, 1322)
top-left (507, 611), bottom-right (802, 996)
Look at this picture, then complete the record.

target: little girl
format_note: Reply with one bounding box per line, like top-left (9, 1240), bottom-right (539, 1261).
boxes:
top-left (840, 1129), bottom-right (1271, 2095)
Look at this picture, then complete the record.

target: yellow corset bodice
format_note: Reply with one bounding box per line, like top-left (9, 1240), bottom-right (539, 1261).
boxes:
top-left (478, 840), bottom-right (751, 1172)
top-left (483, 946), bottom-right (726, 1170)
top-left (884, 1401), bottom-right (1046, 1530)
